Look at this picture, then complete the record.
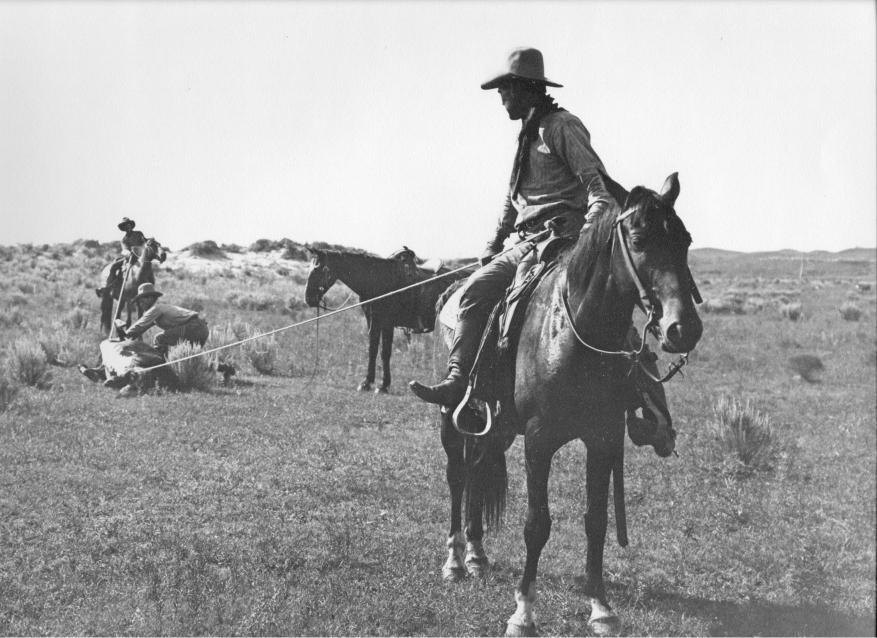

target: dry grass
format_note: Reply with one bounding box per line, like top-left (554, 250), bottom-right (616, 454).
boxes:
top-left (709, 396), bottom-right (775, 468)
top-left (839, 301), bottom-right (862, 321)
top-left (4, 337), bottom-right (52, 388)
top-left (166, 342), bottom-right (217, 392)
top-left (787, 354), bottom-right (825, 383)
top-left (0, 374), bottom-right (17, 412)
top-left (242, 331), bottom-right (278, 375)
top-left (0, 243), bottom-right (873, 636)
top-left (63, 306), bottom-right (91, 331)
top-left (780, 301), bottom-right (803, 321)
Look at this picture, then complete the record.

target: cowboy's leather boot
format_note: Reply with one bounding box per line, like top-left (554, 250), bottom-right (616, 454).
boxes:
top-left (409, 316), bottom-right (483, 406)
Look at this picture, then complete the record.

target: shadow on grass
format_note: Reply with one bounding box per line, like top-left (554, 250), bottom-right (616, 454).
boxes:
top-left (627, 586), bottom-right (874, 636)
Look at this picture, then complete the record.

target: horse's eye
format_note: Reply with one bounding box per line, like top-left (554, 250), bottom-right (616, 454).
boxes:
top-left (629, 232), bottom-right (647, 252)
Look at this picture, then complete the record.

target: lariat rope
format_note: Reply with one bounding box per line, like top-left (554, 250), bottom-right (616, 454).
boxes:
top-left (136, 233), bottom-right (545, 373)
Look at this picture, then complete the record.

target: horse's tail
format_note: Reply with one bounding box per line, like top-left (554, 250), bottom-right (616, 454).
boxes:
top-left (464, 431), bottom-right (508, 532)
top-left (99, 290), bottom-right (115, 337)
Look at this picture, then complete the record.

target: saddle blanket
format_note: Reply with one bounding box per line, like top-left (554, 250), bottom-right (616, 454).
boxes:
top-left (438, 287), bottom-right (464, 331)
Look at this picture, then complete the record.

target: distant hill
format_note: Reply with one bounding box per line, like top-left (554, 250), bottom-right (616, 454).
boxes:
top-left (0, 240), bottom-right (873, 281)
top-left (689, 246), bottom-right (875, 280)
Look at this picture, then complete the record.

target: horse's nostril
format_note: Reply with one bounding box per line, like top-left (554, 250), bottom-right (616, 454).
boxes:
top-left (665, 319), bottom-right (703, 351)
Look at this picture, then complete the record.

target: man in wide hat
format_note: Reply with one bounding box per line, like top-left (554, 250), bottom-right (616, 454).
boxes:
top-left (118, 283), bottom-right (209, 356)
top-left (96, 217), bottom-right (165, 297)
top-left (410, 47), bottom-right (613, 404)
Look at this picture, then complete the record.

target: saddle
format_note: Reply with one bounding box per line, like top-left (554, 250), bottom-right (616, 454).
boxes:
top-left (389, 246), bottom-right (446, 333)
top-left (388, 245), bottom-right (444, 275)
top-left (440, 234), bottom-right (574, 409)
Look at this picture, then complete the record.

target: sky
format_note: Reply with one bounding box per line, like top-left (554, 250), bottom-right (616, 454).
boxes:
top-left (1, 0), bottom-right (875, 258)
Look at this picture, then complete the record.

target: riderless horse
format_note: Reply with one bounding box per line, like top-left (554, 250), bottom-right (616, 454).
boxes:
top-left (98, 239), bottom-right (167, 337)
top-left (425, 173), bottom-right (702, 636)
top-left (304, 247), bottom-right (461, 393)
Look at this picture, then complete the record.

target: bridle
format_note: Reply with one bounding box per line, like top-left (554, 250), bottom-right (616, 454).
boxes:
top-left (559, 206), bottom-right (691, 384)
top-left (452, 208), bottom-right (693, 437)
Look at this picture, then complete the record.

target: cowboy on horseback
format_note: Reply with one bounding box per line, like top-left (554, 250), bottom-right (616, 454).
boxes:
top-left (409, 47), bottom-right (673, 453)
top-left (95, 217), bottom-right (166, 298)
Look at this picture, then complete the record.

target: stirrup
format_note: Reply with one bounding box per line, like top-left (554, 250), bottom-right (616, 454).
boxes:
top-left (451, 382), bottom-right (493, 437)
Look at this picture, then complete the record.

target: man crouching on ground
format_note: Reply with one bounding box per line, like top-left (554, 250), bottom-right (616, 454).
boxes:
top-left (117, 283), bottom-right (209, 356)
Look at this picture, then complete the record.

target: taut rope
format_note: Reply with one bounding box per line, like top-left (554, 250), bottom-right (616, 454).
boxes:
top-left (138, 258), bottom-right (482, 373)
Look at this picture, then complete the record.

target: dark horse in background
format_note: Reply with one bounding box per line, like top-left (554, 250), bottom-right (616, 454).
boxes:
top-left (304, 247), bottom-right (463, 393)
top-left (98, 239), bottom-right (167, 337)
top-left (428, 173), bottom-right (702, 636)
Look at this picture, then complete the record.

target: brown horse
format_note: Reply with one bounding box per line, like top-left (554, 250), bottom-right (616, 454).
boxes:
top-left (427, 173), bottom-right (702, 636)
top-left (98, 240), bottom-right (167, 337)
top-left (304, 247), bottom-right (462, 393)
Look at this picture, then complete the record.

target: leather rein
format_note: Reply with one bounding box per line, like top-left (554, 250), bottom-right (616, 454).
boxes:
top-left (560, 208), bottom-right (691, 384)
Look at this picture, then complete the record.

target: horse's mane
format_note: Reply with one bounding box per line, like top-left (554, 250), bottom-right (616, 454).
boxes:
top-left (323, 249), bottom-right (395, 267)
top-left (321, 248), bottom-right (410, 281)
top-left (563, 202), bottom-right (618, 285)
top-left (319, 248), bottom-right (379, 260)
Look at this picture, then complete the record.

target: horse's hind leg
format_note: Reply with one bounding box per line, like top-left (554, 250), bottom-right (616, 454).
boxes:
top-left (441, 409), bottom-right (466, 582)
top-left (583, 450), bottom-right (621, 636)
top-left (376, 324), bottom-right (393, 393)
top-left (464, 433), bottom-right (508, 578)
top-left (358, 318), bottom-right (380, 392)
top-left (464, 492), bottom-right (487, 578)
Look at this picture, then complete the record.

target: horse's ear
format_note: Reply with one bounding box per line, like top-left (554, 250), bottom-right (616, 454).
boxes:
top-left (660, 172), bottom-right (680, 206)
top-left (601, 170), bottom-right (629, 208)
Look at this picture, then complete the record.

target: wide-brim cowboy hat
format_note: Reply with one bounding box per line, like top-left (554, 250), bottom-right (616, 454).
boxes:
top-left (481, 47), bottom-right (563, 90)
top-left (132, 282), bottom-right (163, 301)
top-left (118, 217), bottom-right (136, 231)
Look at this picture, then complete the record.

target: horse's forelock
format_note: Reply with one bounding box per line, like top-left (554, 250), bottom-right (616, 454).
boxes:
top-left (625, 186), bottom-right (691, 247)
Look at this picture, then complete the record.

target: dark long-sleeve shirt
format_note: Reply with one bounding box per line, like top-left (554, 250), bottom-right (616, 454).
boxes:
top-left (485, 109), bottom-right (612, 256)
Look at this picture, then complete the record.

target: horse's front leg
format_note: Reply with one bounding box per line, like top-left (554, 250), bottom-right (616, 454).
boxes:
top-left (506, 432), bottom-right (561, 638)
top-left (440, 408), bottom-right (466, 581)
top-left (376, 324), bottom-right (394, 393)
top-left (358, 317), bottom-right (380, 392)
top-left (583, 448), bottom-right (621, 636)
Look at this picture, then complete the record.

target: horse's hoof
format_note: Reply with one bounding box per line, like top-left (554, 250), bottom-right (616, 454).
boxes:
top-left (441, 565), bottom-right (466, 582)
top-left (465, 554), bottom-right (489, 578)
top-left (357, 382), bottom-right (372, 392)
top-left (505, 621), bottom-right (537, 637)
top-left (374, 386), bottom-right (389, 395)
top-left (587, 615), bottom-right (620, 637)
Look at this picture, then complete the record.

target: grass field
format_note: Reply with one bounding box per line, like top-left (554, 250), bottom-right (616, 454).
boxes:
top-left (0, 241), bottom-right (875, 636)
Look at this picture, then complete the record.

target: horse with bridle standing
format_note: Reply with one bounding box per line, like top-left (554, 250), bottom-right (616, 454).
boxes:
top-left (304, 247), bottom-right (461, 393)
top-left (426, 173), bottom-right (702, 636)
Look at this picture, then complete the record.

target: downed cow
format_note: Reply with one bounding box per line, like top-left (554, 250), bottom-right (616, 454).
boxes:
top-left (79, 339), bottom-right (233, 397)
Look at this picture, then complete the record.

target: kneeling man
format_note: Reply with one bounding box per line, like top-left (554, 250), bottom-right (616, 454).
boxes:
top-left (120, 283), bottom-right (209, 356)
